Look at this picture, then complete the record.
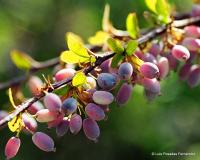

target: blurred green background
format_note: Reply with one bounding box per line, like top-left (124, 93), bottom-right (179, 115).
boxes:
top-left (0, 0), bottom-right (200, 159)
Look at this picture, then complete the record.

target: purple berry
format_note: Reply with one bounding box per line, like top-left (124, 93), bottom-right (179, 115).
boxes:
top-left (182, 37), bottom-right (200, 52)
top-left (56, 118), bottom-right (69, 137)
top-left (85, 103), bottom-right (105, 121)
top-left (157, 57), bottom-right (169, 79)
top-left (44, 93), bottom-right (62, 111)
top-left (116, 83), bottom-right (133, 105)
top-left (83, 118), bottom-right (100, 142)
top-left (97, 73), bottom-right (117, 90)
top-left (118, 62), bottom-right (133, 80)
top-left (69, 114), bottom-right (82, 134)
top-left (32, 132), bottom-right (55, 152)
top-left (187, 65), bottom-right (200, 88)
top-left (62, 97), bottom-right (77, 114)
top-left (28, 101), bottom-right (44, 115)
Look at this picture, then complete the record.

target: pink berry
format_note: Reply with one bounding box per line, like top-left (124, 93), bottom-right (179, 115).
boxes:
top-left (27, 76), bottom-right (43, 95)
top-left (22, 113), bottom-right (38, 133)
top-left (55, 68), bottom-right (75, 82)
top-left (187, 65), bottom-right (200, 88)
top-left (28, 101), bottom-right (44, 115)
top-left (85, 103), bottom-right (105, 121)
top-left (172, 45), bottom-right (190, 61)
top-left (182, 37), bottom-right (200, 52)
top-left (184, 25), bottom-right (200, 38)
top-left (5, 137), bottom-right (21, 159)
top-left (35, 109), bottom-right (59, 123)
top-left (140, 62), bottom-right (159, 79)
top-left (157, 57), bottom-right (169, 79)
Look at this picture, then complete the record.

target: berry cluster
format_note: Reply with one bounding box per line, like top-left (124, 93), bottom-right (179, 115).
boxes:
top-left (1, 2), bottom-right (200, 160)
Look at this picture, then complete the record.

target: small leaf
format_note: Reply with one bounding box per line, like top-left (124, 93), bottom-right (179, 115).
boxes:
top-left (10, 50), bottom-right (34, 70)
top-left (107, 38), bottom-right (124, 54)
top-left (8, 115), bottom-right (23, 133)
top-left (155, 0), bottom-right (171, 24)
top-left (111, 53), bottom-right (124, 68)
top-left (102, 4), bottom-right (111, 32)
top-left (8, 88), bottom-right (16, 108)
top-left (126, 13), bottom-right (140, 39)
top-left (67, 32), bottom-right (90, 58)
top-left (72, 72), bottom-right (87, 87)
top-left (145, 0), bottom-right (157, 13)
top-left (126, 40), bottom-right (138, 56)
top-left (88, 31), bottom-right (110, 46)
top-left (60, 51), bottom-right (90, 64)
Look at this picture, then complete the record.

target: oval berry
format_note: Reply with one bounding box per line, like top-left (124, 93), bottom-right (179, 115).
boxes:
top-left (85, 103), bottom-right (105, 121)
top-left (43, 93), bottom-right (62, 111)
top-left (32, 132), bottom-right (55, 152)
top-left (93, 91), bottom-right (114, 105)
top-left (69, 114), bottom-right (82, 134)
top-left (140, 62), bottom-right (159, 79)
top-left (5, 137), bottom-right (21, 159)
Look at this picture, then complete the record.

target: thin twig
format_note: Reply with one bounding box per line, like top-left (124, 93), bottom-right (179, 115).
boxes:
top-left (0, 16), bottom-right (200, 127)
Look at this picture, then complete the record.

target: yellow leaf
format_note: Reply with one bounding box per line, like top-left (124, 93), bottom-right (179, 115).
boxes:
top-left (67, 32), bottom-right (89, 58)
top-left (145, 0), bottom-right (157, 13)
top-left (8, 115), bottom-right (23, 132)
top-left (130, 55), bottom-right (144, 71)
top-left (8, 88), bottom-right (16, 108)
top-left (126, 13), bottom-right (140, 39)
top-left (72, 72), bottom-right (87, 87)
top-left (10, 50), bottom-right (34, 70)
top-left (88, 31), bottom-right (110, 45)
top-left (60, 51), bottom-right (90, 64)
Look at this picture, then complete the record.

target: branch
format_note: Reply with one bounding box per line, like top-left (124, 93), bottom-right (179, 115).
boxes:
top-left (0, 16), bottom-right (200, 127)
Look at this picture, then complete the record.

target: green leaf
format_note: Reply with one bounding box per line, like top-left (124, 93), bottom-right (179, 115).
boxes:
top-left (67, 32), bottom-right (90, 58)
top-left (10, 50), bottom-right (33, 70)
top-left (107, 38), bottom-right (124, 54)
top-left (155, 0), bottom-right (170, 24)
top-left (145, 0), bottom-right (157, 13)
top-left (88, 31), bottom-right (110, 46)
top-left (111, 53), bottom-right (124, 68)
top-left (126, 13), bottom-right (139, 39)
top-left (60, 51), bottom-right (90, 64)
top-left (72, 72), bottom-right (87, 87)
top-left (126, 40), bottom-right (138, 56)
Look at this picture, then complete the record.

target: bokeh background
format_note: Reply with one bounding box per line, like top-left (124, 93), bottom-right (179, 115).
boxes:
top-left (0, 0), bottom-right (200, 159)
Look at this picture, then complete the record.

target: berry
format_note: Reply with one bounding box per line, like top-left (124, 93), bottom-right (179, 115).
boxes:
top-left (43, 93), bottom-right (62, 111)
top-left (179, 63), bottom-right (192, 81)
top-left (116, 83), bottom-right (133, 105)
top-left (32, 132), bottom-right (55, 152)
top-left (56, 118), bottom-right (69, 137)
top-left (97, 73), bottom-right (117, 90)
top-left (85, 103), bottom-right (105, 121)
top-left (27, 76), bottom-right (43, 95)
top-left (187, 65), bottom-right (200, 87)
top-left (22, 113), bottom-right (37, 133)
top-left (69, 114), bottom-right (82, 134)
top-left (28, 101), bottom-right (44, 115)
top-left (172, 45), bottom-right (190, 61)
top-left (55, 68), bottom-right (75, 82)
top-left (35, 109), bottom-right (59, 123)
top-left (141, 78), bottom-right (160, 94)
top-left (182, 37), bottom-right (200, 52)
top-left (140, 62), bottom-right (159, 79)
top-left (118, 62), bottom-right (133, 80)
top-left (62, 97), bottom-right (77, 114)
top-left (93, 91), bottom-right (114, 105)
top-left (184, 25), bottom-right (200, 38)
top-left (157, 57), bottom-right (169, 79)
top-left (5, 137), bottom-right (21, 159)
top-left (83, 118), bottom-right (100, 142)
